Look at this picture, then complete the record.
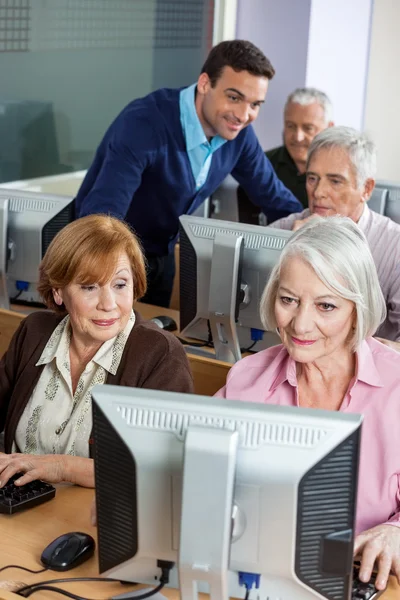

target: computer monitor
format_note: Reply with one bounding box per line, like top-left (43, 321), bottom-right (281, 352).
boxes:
top-left (0, 197), bottom-right (9, 309)
top-left (0, 188), bottom-right (74, 308)
top-left (375, 179), bottom-right (400, 224)
top-left (179, 215), bottom-right (293, 363)
top-left (92, 385), bottom-right (362, 600)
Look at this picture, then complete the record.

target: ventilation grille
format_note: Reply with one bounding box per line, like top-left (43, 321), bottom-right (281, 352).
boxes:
top-left (9, 197), bottom-right (57, 213)
top-left (179, 225), bottom-right (197, 330)
top-left (189, 223), bottom-right (288, 251)
top-left (295, 431), bottom-right (360, 600)
top-left (93, 403), bottom-right (138, 573)
top-left (42, 203), bottom-right (75, 254)
top-left (388, 188), bottom-right (400, 203)
top-left (116, 404), bottom-right (329, 450)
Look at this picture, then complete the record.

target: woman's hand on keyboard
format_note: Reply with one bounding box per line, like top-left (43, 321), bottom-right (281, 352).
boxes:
top-left (0, 453), bottom-right (68, 487)
top-left (354, 524), bottom-right (400, 590)
top-left (0, 453), bottom-right (95, 487)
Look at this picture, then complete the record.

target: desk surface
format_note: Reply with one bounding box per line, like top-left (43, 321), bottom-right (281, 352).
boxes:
top-left (0, 486), bottom-right (398, 600)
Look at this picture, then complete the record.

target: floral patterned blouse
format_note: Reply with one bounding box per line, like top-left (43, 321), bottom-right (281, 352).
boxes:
top-left (13, 311), bottom-right (135, 457)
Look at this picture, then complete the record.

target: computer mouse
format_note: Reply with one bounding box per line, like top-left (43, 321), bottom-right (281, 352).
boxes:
top-left (41, 532), bottom-right (95, 571)
top-left (150, 315), bottom-right (178, 332)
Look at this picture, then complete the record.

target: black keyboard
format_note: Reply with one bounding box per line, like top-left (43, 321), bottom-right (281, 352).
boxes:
top-left (0, 473), bottom-right (56, 514)
top-left (353, 564), bottom-right (384, 599)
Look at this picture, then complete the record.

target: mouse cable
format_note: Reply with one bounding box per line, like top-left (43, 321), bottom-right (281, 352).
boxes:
top-left (0, 564), bottom-right (48, 574)
top-left (20, 585), bottom-right (162, 600)
top-left (19, 583), bottom-right (160, 600)
top-left (17, 577), bottom-right (124, 598)
top-left (18, 560), bottom-right (174, 600)
top-left (18, 586), bottom-right (95, 600)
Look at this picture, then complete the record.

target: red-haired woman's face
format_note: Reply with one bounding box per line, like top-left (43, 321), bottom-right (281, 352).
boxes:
top-left (52, 252), bottom-right (134, 349)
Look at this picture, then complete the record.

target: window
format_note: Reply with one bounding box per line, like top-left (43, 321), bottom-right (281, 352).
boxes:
top-left (0, 0), bottom-right (214, 183)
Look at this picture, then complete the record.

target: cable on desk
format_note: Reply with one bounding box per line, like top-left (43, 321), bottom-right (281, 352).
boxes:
top-left (19, 585), bottom-right (94, 599)
top-left (177, 337), bottom-right (213, 348)
top-left (19, 582), bottom-right (164, 600)
top-left (17, 577), bottom-right (122, 597)
top-left (0, 564), bottom-right (48, 574)
top-left (18, 560), bottom-right (174, 600)
top-left (10, 290), bottom-right (23, 302)
top-left (109, 559), bottom-right (174, 600)
top-left (177, 319), bottom-right (214, 349)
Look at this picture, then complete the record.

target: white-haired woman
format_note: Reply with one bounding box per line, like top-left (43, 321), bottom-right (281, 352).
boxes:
top-left (215, 216), bottom-right (400, 592)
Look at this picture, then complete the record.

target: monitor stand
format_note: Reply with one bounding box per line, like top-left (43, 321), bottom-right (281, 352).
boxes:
top-left (179, 426), bottom-right (238, 600)
top-left (184, 232), bottom-right (244, 364)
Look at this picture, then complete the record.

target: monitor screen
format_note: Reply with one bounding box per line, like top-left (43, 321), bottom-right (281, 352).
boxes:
top-left (92, 385), bottom-right (362, 600)
top-left (0, 188), bottom-right (74, 308)
top-left (179, 215), bottom-right (293, 363)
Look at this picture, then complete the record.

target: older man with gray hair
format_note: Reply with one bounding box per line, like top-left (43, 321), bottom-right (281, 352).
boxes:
top-left (277, 87), bottom-right (334, 202)
top-left (238, 87), bottom-right (334, 223)
top-left (270, 125), bottom-right (400, 349)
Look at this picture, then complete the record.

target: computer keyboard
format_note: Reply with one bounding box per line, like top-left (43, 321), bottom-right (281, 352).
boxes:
top-left (352, 564), bottom-right (384, 599)
top-left (0, 473), bottom-right (56, 514)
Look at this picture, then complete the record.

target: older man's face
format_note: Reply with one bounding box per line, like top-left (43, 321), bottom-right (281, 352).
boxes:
top-left (306, 147), bottom-right (367, 222)
top-left (284, 102), bottom-right (328, 171)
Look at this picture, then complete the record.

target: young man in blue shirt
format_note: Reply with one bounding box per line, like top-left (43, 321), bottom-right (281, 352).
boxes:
top-left (75, 40), bottom-right (303, 308)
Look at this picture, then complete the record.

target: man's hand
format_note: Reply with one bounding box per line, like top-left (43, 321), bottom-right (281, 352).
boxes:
top-left (375, 337), bottom-right (400, 352)
top-left (354, 524), bottom-right (400, 590)
top-left (0, 453), bottom-right (68, 487)
top-left (292, 215), bottom-right (318, 232)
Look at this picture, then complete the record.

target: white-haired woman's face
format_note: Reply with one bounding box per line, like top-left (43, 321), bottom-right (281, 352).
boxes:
top-left (274, 256), bottom-right (355, 364)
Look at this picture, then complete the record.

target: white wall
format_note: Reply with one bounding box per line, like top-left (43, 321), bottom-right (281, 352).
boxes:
top-left (236, 0), bottom-right (311, 149)
top-left (235, 0), bottom-right (373, 150)
top-left (306, 0), bottom-right (372, 130)
top-left (364, 0), bottom-right (400, 182)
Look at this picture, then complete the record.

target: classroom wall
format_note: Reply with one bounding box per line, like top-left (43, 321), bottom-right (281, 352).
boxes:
top-left (236, 0), bottom-right (311, 150)
top-left (364, 0), bottom-right (400, 182)
top-left (235, 0), bottom-right (372, 150)
top-left (306, 0), bottom-right (372, 131)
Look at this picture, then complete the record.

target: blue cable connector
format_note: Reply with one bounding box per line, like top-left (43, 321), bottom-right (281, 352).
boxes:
top-left (16, 280), bottom-right (29, 291)
top-left (238, 571), bottom-right (261, 592)
top-left (250, 328), bottom-right (264, 342)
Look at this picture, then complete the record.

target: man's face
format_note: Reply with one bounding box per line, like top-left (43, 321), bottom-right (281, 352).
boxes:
top-left (196, 66), bottom-right (268, 141)
top-left (306, 147), bottom-right (371, 222)
top-left (284, 101), bottom-right (329, 168)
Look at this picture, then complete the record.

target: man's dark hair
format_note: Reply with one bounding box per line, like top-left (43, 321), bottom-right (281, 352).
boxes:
top-left (200, 40), bottom-right (275, 87)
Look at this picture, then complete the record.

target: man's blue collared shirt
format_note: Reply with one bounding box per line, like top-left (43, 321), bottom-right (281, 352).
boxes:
top-left (179, 83), bottom-right (227, 190)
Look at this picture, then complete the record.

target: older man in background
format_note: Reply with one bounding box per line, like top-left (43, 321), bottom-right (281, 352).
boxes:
top-left (271, 125), bottom-right (400, 348)
top-left (237, 87), bottom-right (333, 223)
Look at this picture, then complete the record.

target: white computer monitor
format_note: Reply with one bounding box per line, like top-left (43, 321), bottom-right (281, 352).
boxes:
top-left (0, 188), bottom-right (74, 308)
top-left (179, 215), bottom-right (293, 363)
top-left (92, 385), bottom-right (362, 600)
